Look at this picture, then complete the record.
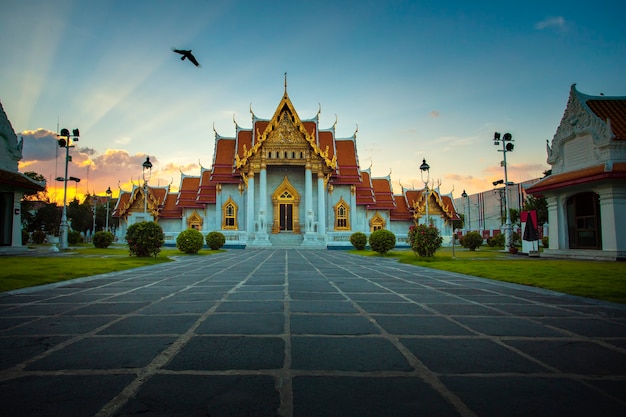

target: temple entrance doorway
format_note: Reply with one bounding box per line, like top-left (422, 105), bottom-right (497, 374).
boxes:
top-left (279, 203), bottom-right (293, 231)
top-left (272, 176), bottom-right (301, 234)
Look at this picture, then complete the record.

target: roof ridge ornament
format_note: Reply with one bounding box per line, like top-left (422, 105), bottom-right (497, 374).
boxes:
top-left (284, 72), bottom-right (287, 95)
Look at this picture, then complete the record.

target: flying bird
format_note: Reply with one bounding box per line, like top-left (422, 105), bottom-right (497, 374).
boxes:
top-left (172, 48), bottom-right (200, 67)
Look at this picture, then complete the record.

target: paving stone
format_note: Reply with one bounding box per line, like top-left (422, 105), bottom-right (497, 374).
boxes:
top-left (114, 374), bottom-right (280, 417)
top-left (293, 376), bottom-right (459, 417)
top-left (0, 375), bottom-right (136, 417)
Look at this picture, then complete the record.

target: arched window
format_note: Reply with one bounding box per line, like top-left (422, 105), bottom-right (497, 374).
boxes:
top-left (186, 210), bottom-right (203, 231)
top-left (334, 198), bottom-right (350, 230)
top-left (222, 197), bottom-right (238, 230)
top-left (369, 212), bottom-right (386, 232)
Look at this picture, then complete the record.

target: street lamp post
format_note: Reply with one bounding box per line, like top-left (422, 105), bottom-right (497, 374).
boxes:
top-left (461, 190), bottom-right (469, 232)
top-left (419, 158), bottom-right (430, 225)
top-left (56, 128), bottom-right (80, 250)
top-left (494, 132), bottom-right (514, 250)
top-left (105, 187), bottom-right (112, 232)
top-left (142, 157), bottom-right (153, 220)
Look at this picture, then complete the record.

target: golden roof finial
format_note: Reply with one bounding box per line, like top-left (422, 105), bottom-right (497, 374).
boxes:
top-left (284, 72), bottom-right (287, 94)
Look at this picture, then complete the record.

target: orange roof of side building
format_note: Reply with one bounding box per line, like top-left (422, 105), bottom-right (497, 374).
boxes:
top-left (526, 162), bottom-right (626, 195)
top-left (587, 99), bottom-right (626, 140)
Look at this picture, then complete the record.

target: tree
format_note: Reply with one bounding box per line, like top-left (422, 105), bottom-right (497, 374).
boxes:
top-left (452, 213), bottom-right (464, 231)
top-left (523, 195), bottom-right (548, 226)
top-left (67, 198), bottom-right (93, 235)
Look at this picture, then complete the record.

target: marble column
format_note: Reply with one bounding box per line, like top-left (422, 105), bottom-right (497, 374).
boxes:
top-left (259, 164), bottom-right (267, 232)
top-left (317, 172), bottom-right (326, 238)
top-left (305, 163), bottom-right (313, 232)
top-left (247, 170), bottom-right (255, 238)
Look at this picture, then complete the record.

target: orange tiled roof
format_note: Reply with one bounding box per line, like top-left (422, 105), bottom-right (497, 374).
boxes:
top-left (318, 131), bottom-right (336, 161)
top-left (587, 99), bottom-right (626, 140)
top-left (111, 191), bottom-right (131, 217)
top-left (197, 169), bottom-right (216, 204)
top-left (526, 162), bottom-right (626, 195)
top-left (211, 138), bottom-right (239, 183)
top-left (390, 194), bottom-right (413, 221)
top-left (440, 195), bottom-right (461, 220)
top-left (177, 176), bottom-right (203, 208)
top-left (159, 193), bottom-right (182, 219)
top-left (236, 129), bottom-right (253, 160)
top-left (355, 170), bottom-right (375, 205)
top-left (370, 178), bottom-right (397, 210)
top-left (332, 139), bottom-right (360, 184)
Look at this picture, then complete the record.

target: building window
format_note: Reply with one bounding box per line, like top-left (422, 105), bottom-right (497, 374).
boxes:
top-left (334, 198), bottom-right (350, 230)
top-left (369, 212), bottom-right (386, 232)
top-left (186, 210), bottom-right (203, 231)
top-left (222, 197), bottom-right (238, 230)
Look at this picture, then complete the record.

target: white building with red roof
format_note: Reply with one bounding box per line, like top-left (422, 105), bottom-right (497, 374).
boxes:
top-left (112, 87), bottom-right (460, 248)
top-left (526, 85), bottom-right (626, 260)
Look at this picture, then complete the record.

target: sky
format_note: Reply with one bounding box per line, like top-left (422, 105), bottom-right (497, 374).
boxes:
top-left (1, 0), bottom-right (624, 203)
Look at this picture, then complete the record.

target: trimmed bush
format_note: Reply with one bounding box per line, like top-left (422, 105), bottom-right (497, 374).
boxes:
top-left (126, 221), bottom-right (164, 257)
top-left (93, 231), bottom-right (114, 248)
top-left (68, 230), bottom-right (83, 245)
top-left (368, 229), bottom-right (396, 255)
top-left (22, 230), bottom-right (29, 245)
top-left (461, 231), bottom-right (483, 251)
top-left (542, 236), bottom-right (549, 248)
top-left (350, 232), bottom-right (367, 250)
top-left (487, 233), bottom-right (505, 247)
top-left (205, 231), bottom-right (226, 250)
top-left (32, 230), bottom-right (46, 244)
top-left (176, 228), bottom-right (205, 254)
top-left (409, 224), bottom-right (443, 257)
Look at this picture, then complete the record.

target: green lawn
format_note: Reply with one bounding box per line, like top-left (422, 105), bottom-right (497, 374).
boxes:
top-left (0, 244), bottom-right (219, 292)
top-left (350, 247), bottom-right (626, 304)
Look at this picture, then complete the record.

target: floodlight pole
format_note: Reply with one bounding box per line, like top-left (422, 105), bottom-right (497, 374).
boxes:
top-left (494, 132), bottom-right (514, 251)
top-left (57, 128), bottom-right (79, 250)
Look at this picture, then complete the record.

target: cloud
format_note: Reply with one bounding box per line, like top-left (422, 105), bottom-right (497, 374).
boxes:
top-left (19, 129), bottom-right (58, 161)
top-left (430, 110), bottom-right (440, 118)
top-left (535, 16), bottom-right (566, 31)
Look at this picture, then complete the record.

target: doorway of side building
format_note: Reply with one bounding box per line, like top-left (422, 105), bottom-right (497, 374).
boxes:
top-left (567, 191), bottom-right (601, 249)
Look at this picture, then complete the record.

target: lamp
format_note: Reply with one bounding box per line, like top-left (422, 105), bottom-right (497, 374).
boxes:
top-left (461, 189), bottom-right (469, 232)
top-left (105, 186), bottom-right (112, 232)
top-left (142, 156), bottom-right (153, 218)
top-left (419, 158), bottom-right (430, 225)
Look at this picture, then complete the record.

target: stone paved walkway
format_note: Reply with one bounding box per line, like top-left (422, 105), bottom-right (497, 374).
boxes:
top-left (1, 249), bottom-right (625, 416)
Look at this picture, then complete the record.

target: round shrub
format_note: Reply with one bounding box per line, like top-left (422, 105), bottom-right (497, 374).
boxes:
top-left (409, 224), bottom-right (443, 257)
top-left (541, 236), bottom-right (549, 248)
top-left (22, 229), bottom-right (29, 245)
top-left (205, 231), bottom-right (226, 250)
top-left (487, 233), bottom-right (505, 247)
top-left (32, 230), bottom-right (46, 244)
top-left (368, 229), bottom-right (396, 255)
top-left (176, 228), bottom-right (205, 254)
top-left (350, 232), bottom-right (367, 250)
top-left (461, 231), bottom-right (483, 251)
top-left (68, 230), bottom-right (83, 245)
top-left (125, 221), bottom-right (164, 257)
top-left (93, 231), bottom-right (114, 248)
